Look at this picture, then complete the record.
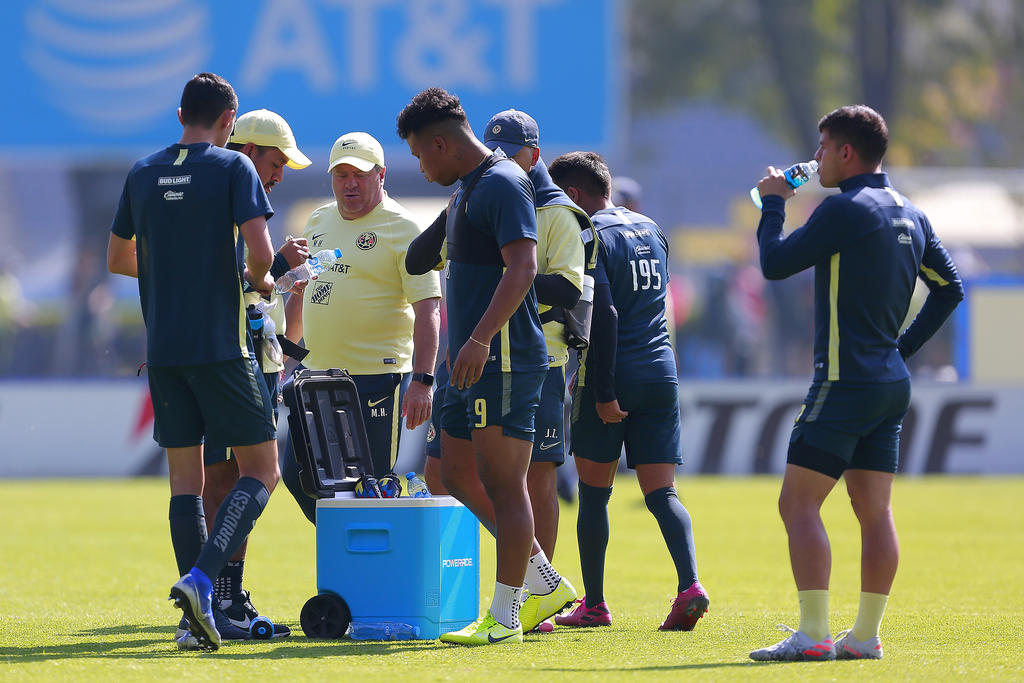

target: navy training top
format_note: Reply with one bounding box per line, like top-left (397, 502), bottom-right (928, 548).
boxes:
top-left (757, 172), bottom-right (963, 383)
top-left (110, 142), bottom-right (273, 366)
top-left (444, 152), bottom-right (547, 375)
top-left (583, 207), bottom-right (677, 386)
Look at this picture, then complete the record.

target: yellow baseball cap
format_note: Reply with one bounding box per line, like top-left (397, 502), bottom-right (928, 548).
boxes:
top-left (328, 132), bottom-right (385, 173)
top-left (229, 109), bottom-right (311, 170)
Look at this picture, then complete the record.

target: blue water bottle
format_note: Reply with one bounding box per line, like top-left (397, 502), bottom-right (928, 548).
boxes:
top-left (750, 160), bottom-right (818, 209)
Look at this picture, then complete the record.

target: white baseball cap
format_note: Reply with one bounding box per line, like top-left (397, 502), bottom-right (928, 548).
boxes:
top-left (328, 132), bottom-right (385, 173)
top-left (229, 109), bottom-right (311, 170)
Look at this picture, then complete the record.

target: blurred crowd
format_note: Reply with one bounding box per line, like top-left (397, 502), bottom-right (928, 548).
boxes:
top-left (0, 175), bottom-right (958, 381)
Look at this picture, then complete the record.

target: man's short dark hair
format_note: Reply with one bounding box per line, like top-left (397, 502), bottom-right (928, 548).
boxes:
top-left (548, 151), bottom-right (612, 198)
top-left (396, 87), bottom-right (467, 140)
top-left (180, 72), bottom-right (237, 128)
top-left (226, 142), bottom-right (271, 156)
top-left (818, 105), bottom-right (888, 166)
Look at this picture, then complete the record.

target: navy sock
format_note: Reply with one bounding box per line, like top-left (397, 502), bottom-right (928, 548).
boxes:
top-left (577, 481), bottom-right (613, 608)
top-left (194, 478), bottom-right (269, 581)
top-left (169, 495), bottom-right (207, 577)
top-left (644, 486), bottom-right (698, 592)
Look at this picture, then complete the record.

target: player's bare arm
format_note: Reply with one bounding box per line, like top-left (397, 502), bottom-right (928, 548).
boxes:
top-left (451, 237), bottom-right (538, 390)
top-left (403, 296), bottom-right (441, 429)
top-left (106, 233), bottom-right (138, 278)
top-left (239, 215), bottom-right (274, 291)
top-left (284, 285), bottom-right (304, 343)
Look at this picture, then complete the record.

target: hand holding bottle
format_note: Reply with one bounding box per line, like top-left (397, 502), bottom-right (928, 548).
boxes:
top-left (275, 248), bottom-right (342, 293)
top-left (750, 160), bottom-right (818, 209)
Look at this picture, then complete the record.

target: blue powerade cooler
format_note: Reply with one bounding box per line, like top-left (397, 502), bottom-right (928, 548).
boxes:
top-left (309, 496), bottom-right (479, 639)
top-left (284, 369), bottom-right (479, 640)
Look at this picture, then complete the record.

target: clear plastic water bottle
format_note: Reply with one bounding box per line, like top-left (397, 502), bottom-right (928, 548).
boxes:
top-left (347, 621), bottom-right (420, 640)
top-left (405, 472), bottom-right (431, 498)
top-left (750, 160), bottom-right (818, 209)
top-left (274, 248), bottom-right (343, 293)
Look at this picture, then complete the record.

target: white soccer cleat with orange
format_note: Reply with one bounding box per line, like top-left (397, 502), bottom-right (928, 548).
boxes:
top-left (749, 625), bottom-right (836, 662)
top-left (835, 629), bottom-right (884, 660)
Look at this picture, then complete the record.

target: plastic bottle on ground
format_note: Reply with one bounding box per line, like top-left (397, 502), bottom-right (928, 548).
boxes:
top-left (347, 621), bottom-right (420, 640)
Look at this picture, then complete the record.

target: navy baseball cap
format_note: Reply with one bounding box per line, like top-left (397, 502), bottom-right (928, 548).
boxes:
top-left (483, 109), bottom-right (539, 158)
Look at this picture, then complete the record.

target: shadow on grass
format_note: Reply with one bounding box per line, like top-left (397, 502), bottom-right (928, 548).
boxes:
top-left (0, 628), bottom-right (445, 663)
top-left (540, 662), bottom-right (761, 672)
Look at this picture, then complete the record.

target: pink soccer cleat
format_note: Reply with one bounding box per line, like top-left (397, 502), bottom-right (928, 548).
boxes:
top-left (658, 581), bottom-right (710, 631)
top-left (554, 598), bottom-right (612, 627)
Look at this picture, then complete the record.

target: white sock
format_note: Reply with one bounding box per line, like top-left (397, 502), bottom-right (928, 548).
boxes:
top-left (524, 549), bottom-right (562, 595)
top-left (490, 582), bottom-right (522, 629)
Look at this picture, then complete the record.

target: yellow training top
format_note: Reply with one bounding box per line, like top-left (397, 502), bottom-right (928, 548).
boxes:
top-left (536, 204), bottom-right (585, 368)
top-left (300, 192), bottom-right (441, 375)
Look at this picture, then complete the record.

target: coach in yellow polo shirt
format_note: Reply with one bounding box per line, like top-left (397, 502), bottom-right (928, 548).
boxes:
top-left (283, 132), bottom-right (441, 523)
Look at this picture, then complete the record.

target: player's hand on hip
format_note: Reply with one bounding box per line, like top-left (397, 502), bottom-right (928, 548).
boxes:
top-left (279, 237), bottom-right (310, 268)
top-left (402, 381), bottom-right (432, 430)
top-left (596, 399), bottom-right (628, 424)
top-left (757, 166), bottom-right (796, 202)
top-left (451, 339), bottom-right (489, 390)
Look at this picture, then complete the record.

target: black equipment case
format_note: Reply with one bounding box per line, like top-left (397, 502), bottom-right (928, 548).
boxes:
top-left (282, 368), bottom-right (374, 497)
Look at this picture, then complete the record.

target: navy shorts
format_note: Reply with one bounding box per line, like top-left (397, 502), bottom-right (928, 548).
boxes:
top-left (148, 357), bottom-right (275, 450)
top-left (570, 380), bottom-right (682, 468)
top-left (441, 370), bottom-right (546, 443)
top-left (432, 365), bottom-right (566, 463)
top-left (788, 378), bottom-right (911, 477)
top-left (205, 370), bottom-right (280, 465)
top-left (353, 372), bottom-right (411, 476)
top-left (531, 365), bottom-right (567, 464)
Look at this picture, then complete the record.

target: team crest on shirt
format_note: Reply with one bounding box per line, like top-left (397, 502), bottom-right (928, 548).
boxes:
top-left (426, 423), bottom-right (436, 443)
top-left (310, 281), bottom-right (332, 305)
top-left (356, 231), bottom-right (377, 250)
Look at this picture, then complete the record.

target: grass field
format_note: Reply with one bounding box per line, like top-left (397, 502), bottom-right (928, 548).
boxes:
top-left (1, 476), bottom-right (1022, 681)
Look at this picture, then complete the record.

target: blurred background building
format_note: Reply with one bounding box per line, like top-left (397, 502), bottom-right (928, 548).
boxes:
top-left (1, 0), bottom-right (1022, 475)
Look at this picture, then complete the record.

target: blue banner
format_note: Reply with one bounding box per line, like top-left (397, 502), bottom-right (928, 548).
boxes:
top-left (0, 0), bottom-right (620, 157)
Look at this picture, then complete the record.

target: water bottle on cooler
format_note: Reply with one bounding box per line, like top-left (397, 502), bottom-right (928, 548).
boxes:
top-left (347, 621), bottom-right (420, 640)
top-left (405, 472), bottom-right (431, 498)
top-left (750, 160), bottom-right (818, 209)
top-left (274, 248), bottom-right (343, 293)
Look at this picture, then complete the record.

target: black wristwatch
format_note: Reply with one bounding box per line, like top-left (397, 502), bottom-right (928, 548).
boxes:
top-left (411, 372), bottom-right (434, 387)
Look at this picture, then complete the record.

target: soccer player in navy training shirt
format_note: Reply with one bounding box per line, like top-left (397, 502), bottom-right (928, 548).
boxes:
top-left (397, 88), bottom-right (576, 645)
top-left (748, 105), bottom-right (963, 662)
top-left (549, 151), bottom-right (710, 633)
top-left (106, 73), bottom-right (281, 651)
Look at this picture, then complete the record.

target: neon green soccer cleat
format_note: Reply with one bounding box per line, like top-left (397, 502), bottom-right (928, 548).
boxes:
top-left (519, 576), bottom-right (578, 633)
top-left (439, 612), bottom-right (523, 646)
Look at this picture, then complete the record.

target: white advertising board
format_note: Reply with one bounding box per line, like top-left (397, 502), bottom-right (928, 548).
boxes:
top-left (0, 380), bottom-right (1020, 477)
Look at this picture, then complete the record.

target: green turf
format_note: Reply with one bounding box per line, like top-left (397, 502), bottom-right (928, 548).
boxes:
top-left (1, 476), bottom-right (1022, 681)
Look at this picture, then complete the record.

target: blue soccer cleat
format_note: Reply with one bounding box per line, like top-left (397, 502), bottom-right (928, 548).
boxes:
top-left (170, 570), bottom-right (221, 651)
